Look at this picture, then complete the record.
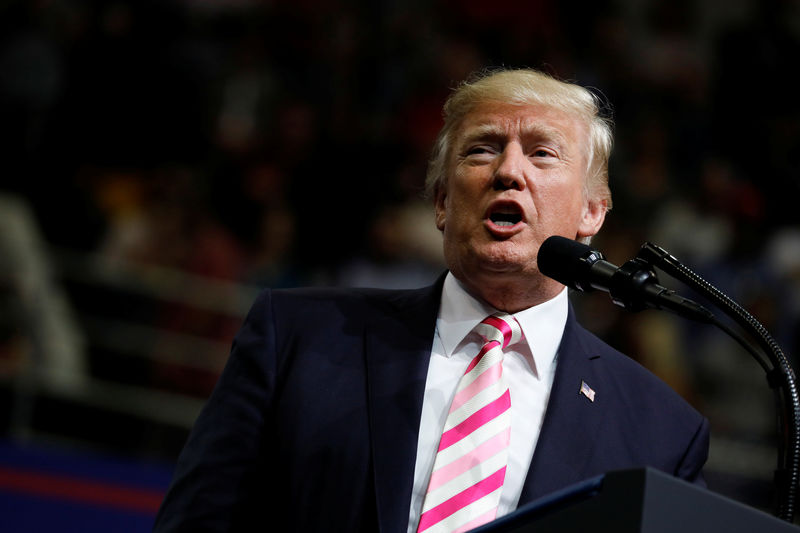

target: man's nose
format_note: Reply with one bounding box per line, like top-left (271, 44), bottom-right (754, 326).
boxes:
top-left (493, 144), bottom-right (527, 191)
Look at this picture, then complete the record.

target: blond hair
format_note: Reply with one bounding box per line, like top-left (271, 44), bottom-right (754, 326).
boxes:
top-left (425, 68), bottom-right (613, 210)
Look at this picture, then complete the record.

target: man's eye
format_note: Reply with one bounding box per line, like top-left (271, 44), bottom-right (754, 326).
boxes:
top-left (532, 149), bottom-right (554, 157)
top-left (467, 146), bottom-right (493, 155)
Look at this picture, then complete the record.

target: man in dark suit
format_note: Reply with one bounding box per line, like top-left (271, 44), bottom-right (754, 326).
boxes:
top-left (153, 68), bottom-right (708, 532)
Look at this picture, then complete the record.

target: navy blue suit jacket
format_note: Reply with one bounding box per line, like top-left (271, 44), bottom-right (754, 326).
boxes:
top-left (153, 275), bottom-right (709, 532)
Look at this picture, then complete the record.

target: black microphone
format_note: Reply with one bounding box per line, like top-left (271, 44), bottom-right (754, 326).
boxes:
top-left (538, 235), bottom-right (715, 323)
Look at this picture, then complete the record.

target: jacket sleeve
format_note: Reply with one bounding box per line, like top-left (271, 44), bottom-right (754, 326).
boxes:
top-left (152, 289), bottom-right (277, 532)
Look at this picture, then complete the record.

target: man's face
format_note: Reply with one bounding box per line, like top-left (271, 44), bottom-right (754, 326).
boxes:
top-left (435, 101), bottom-right (607, 300)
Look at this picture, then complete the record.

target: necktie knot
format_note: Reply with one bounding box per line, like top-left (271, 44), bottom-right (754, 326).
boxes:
top-left (476, 312), bottom-right (523, 350)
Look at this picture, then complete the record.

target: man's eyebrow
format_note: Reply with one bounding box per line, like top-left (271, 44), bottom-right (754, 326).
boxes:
top-left (520, 122), bottom-right (569, 146)
top-left (459, 123), bottom-right (506, 143)
top-left (459, 121), bottom-right (569, 147)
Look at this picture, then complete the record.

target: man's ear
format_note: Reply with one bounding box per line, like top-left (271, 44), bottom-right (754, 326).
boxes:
top-left (576, 196), bottom-right (607, 239)
top-left (434, 187), bottom-right (447, 231)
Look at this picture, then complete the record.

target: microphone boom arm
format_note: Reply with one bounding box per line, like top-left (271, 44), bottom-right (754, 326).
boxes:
top-left (636, 242), bottom-right (800, 523)
top-left (536, 235), bottom-right (799, 521)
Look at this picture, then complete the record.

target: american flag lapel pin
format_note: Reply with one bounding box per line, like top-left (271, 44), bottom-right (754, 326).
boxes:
top-left (580, 380), bottom-right (596, 402)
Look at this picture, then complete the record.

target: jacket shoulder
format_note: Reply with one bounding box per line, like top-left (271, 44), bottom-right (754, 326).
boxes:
top-left (571, 318), bottom-right (700, 415)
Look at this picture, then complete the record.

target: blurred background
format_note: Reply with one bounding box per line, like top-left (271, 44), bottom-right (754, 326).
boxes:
top-left (1, 0), bottom-right (799, 530)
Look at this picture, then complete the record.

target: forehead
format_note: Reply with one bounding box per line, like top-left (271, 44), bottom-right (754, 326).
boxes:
top-left (454, 101), bottom-right (589, 148)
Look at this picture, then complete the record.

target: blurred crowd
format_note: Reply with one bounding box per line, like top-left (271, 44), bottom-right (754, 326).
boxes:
top-left (1, 0), bottom-right (799, 479)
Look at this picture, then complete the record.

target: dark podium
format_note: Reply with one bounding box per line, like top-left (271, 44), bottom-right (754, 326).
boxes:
top-left (473, 468), bottom-right (800, 533)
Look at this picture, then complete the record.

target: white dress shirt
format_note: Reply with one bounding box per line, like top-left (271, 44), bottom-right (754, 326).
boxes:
top-left (407, 272), bottom-right (568, 532)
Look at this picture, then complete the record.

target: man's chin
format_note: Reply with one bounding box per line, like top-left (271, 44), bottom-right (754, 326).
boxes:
top-left (468, 258), bottom-right (537, 284)
top-left (472, 247), bottom-right (531, 274)
top-left (446, 241), bottom-right (537, 281)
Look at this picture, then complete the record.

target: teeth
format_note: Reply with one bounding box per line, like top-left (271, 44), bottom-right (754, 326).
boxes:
top-left (490, 213), bottom-right (521, 225)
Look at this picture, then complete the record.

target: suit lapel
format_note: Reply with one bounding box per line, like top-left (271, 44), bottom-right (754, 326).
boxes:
top-left (518, 304), bottom-right (608, 503)
top-left (366, 276), bottom-right (445, 533)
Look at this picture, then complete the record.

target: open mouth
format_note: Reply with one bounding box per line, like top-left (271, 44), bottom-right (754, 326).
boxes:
top-left (485, 200), bottom-right (525, 234)
top-left (489, 211), bottom-right (523, 227)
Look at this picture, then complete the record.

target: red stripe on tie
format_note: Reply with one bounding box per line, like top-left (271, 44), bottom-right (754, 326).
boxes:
top-left (449, 358), bottom-right (502, 414)
top-left (452, 508), bottom-right (499, 533)
top-left (481, 316), bottom-right (513, 348)
top-left (417, 466), bottom-right (507, 532)
top-left (437, 389), bottom-right (511, 451)
top-left (464, 341), bottom-right (498, 374)
top-left (426, 427), bottom-right (511, 492)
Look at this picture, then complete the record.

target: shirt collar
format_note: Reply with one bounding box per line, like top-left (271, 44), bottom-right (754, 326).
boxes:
top-left (437, 272), bottom-right (568, 376)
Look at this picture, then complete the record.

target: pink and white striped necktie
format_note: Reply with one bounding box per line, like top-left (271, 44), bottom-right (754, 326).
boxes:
top-left (417, 313), bottom-right (522, 533)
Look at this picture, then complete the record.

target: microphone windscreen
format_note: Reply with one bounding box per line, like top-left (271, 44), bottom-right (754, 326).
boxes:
top-left (537, 236), bottom-right (598, 289)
